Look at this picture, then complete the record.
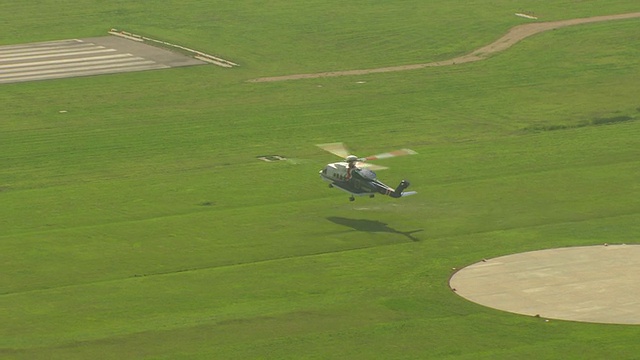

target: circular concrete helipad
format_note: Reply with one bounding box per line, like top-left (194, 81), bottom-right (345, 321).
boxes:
top-left (449, 245), bottom-right (640, 324)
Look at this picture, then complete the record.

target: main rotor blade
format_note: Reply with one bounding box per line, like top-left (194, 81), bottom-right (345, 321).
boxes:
top-left (356, 162), bottom-right (388, 171)
top-left (361, 148), bottom-right (417, 161)
top-left (316, 142), bottom-right (350, 158)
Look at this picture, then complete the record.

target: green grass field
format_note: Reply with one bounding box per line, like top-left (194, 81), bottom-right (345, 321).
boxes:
top-left (2, 1), bottom-right (640, 358)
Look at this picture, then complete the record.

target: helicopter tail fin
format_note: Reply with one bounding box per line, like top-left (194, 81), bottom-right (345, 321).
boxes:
top-left (389, 180), bottom-right (411, 198)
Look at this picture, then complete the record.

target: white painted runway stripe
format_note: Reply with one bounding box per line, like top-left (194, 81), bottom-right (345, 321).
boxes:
top-left (0, 60), bottom-right (159, 79)
top-left (0, 36), bottom-right (203, 84)
top-left (0, 48), bottom-right (117, 63)
top-left (0, 57), bottom-right (151, 75)
top-left (0, 54), bottom-right (133, 69)
top-left (0, 43), bottom-right (97, 55)
top-left (0, 39), bottom-right (82, 51)
top-left (0, 46), bottom-right (111, 59)
top-left (0, 63), bottom-right (169, 84)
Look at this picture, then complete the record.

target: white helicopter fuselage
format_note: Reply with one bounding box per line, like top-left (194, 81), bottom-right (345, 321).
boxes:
top-left (319, 162), bottom-right (374, 196)
top-left (316, 143), bottom-right (417, 201)
top-left (319, 162), bottom-right (352, 183)
top-left (319, 162), bottom-right (411, 199)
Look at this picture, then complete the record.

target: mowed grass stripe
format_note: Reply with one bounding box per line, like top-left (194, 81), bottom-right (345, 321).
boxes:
top-left (3, 206), bottom-right (638, 298)
top-left (3, 116), bottom-right (638, 220)
top-left (2, 155), bottom-right (638, 296)
top-left (3, 211), bottom-right (640, 354)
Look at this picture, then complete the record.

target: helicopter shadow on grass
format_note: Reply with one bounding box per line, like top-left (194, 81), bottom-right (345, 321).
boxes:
top-left (326, 217), bottom-right (423, 242)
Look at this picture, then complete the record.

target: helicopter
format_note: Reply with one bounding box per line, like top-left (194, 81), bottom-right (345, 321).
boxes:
top-left (317, 142), bottom-right (417, 201)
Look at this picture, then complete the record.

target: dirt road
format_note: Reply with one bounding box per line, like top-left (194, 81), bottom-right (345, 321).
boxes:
top-left (248, 12), bottom-right (640, 83)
